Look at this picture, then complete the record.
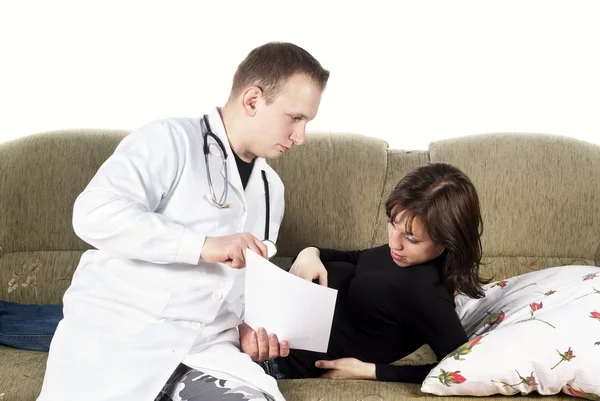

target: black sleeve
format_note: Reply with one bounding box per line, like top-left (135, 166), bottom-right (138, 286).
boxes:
top-left (375, 287), bottom-right (468, 383)
top-left (376, 363), bottom-right (437, 384)
top-left (316, 248), bottom-right (363, 265)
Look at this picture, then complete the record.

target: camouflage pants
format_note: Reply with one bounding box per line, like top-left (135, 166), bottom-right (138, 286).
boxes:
top-left (155, 364), bottom-right (276, 401)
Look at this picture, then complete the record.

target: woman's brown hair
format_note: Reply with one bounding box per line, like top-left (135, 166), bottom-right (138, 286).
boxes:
top-left (385, 162), bottom-right (488, 298)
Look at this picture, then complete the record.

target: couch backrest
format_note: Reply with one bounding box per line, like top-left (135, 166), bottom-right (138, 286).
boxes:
top-left (0, 130), bottom-right (127, 304)
top-left (1, 130), bottom-right (598, 304)
top-left (268, 133), bottom-right (389, 260)
top-left (427, 133), bottom-right (600, 280)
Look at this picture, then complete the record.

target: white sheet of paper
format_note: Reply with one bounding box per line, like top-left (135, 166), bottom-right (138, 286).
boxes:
top-left (244, 249), bottom-right (338, 353)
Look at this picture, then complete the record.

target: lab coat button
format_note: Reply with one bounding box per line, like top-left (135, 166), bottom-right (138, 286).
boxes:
top-left (213, 291), bottom-right (223, 300)
top-left (234, 220), bottom-right (242, 228)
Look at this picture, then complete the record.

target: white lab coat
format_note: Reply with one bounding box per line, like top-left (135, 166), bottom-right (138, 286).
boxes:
top-left (37, 108), bottom-right (286, 401)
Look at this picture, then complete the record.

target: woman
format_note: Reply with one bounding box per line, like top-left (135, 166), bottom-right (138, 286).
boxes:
top-left (244, 162), bottom-right (488, 383)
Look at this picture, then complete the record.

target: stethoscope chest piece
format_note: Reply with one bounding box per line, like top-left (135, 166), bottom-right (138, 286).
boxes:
top-left (263, 240), bottom-right (277, 259)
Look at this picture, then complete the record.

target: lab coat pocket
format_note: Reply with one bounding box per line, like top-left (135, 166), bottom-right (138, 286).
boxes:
top-left (75, 274), bottom-right (172, 337)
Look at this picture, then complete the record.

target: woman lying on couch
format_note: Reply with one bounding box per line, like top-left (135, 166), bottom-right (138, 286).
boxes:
top-left (241, 162), bottom-right (489, 383)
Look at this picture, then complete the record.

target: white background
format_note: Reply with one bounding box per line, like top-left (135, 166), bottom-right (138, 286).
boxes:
top-left (1, 0), bottom-right (599, 149)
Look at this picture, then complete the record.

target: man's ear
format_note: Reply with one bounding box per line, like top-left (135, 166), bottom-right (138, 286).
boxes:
top-left (241, 86), bottom-right (262, 117)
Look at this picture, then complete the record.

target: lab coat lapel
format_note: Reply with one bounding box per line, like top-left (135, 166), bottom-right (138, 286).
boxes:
top-left (206, 109), bottom-right (246, 207)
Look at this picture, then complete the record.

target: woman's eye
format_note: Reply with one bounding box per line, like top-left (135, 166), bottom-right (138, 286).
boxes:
top-left (406, 235), bottom-right (418, 244)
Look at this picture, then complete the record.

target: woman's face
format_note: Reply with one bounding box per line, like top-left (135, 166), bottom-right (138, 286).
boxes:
top-left (387, 210), bottom-right (445, 267)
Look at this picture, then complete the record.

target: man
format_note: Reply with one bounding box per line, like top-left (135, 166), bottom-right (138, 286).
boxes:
top-left (37, 42), bottom-right (329, 401)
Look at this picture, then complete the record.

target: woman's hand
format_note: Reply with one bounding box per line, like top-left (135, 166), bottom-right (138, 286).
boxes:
top-left (316, 358), bottom-right (376, 380)
top-left (289, 247), bottom-right (328, 286)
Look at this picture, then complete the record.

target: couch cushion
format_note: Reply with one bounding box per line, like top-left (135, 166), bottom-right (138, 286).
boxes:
top-left (0, 346), bottom-right (577, 401)
top-left (277, 377), bottom-right (574, 401)
top-left (429, 133), bottom-right (600, 264)
top-left (268, 133), bottom-right (389, 257)
top-left (0, 346), bottom-right (45, 401)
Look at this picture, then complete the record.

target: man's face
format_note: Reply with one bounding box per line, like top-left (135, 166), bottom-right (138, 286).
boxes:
top-left (251, 73), bottom-right (323, 159)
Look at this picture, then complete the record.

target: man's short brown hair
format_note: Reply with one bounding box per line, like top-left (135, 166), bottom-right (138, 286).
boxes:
top-left (230, 42), bottom-right (329, 104)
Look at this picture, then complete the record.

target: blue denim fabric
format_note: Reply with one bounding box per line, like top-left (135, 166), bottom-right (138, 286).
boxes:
top-left (0, 301), bottom-right (63, 351)
top-left (259, 360), bottom-right (286, 380)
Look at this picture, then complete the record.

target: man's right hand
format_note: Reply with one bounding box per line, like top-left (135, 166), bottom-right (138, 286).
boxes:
top-left (289, 247), bottom-right (328, 287)
top-left (201, 233), bottom-right (267, 269)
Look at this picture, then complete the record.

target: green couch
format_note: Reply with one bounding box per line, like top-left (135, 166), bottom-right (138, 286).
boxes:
top-left (1, 130), bottom-right (598, 401)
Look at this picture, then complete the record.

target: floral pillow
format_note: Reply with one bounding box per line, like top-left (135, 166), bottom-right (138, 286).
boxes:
top-left (421, 265), bottom-right (600, 398)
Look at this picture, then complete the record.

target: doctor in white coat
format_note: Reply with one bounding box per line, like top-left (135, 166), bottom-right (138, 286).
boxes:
top-left (37, 42), bottom-right (329, 401)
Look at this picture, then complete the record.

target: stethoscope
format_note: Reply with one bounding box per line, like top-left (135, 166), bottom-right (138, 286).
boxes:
top-left (201, 115), bottom-right (277, 259)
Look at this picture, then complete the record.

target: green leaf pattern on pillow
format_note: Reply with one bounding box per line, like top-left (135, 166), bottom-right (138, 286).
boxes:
top-left (492, 370), bottom-right (537, 390)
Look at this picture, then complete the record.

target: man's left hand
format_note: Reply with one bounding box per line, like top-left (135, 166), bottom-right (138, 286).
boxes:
top-left (239, 323), bottom-right (290, 362)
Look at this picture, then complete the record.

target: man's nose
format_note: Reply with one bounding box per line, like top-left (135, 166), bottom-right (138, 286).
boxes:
top-left (290, 126), bottom-right (306, 145)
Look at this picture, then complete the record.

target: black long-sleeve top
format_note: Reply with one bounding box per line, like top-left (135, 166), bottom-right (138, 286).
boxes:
top-left (274, 245), bottom-right (468, 383)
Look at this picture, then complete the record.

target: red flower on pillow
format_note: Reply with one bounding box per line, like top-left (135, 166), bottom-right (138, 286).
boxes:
top-left (530, 302), bottom-right (542, 315)
top-left (468, 336), bottom-right (483, 348)
top-left (515, 301), bottom-right (556, 328)
top-left (444, 335), bottom-right (485, 361)
top-left (492, 280), bottom-right (508, 289)
top-left (525, 374), bottom-right (537, 386)
top-left (592, 311), bottom-right (600, 346)
top-left (475, 310), bottom-right (506, 335)
top-left (485, 310), bottom-right (505, 327)
top-left (565, 349), bottom-right (574, 360)
top-left (427, 369), bottom-right (466, 386)
top-left (565, 385), bottom-right (600, 400)
top-left (583, 273), bottom-right (599, 281)
top-left (448, 371), bottom-right (466, 384)
top-left (551, 346), bottom-right (575, 370)
top-left (569, 387), bottom-right (587, 397)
